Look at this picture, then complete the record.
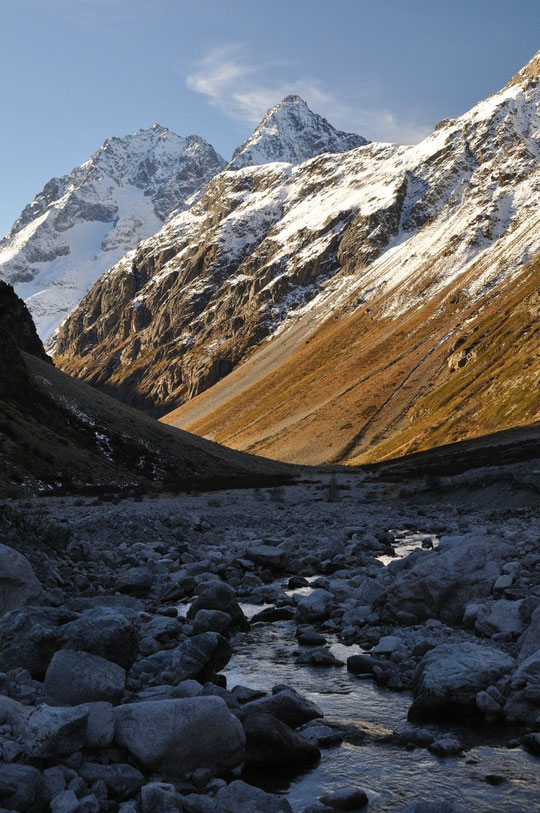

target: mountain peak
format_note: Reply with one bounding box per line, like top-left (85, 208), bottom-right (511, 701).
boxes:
top-left (228, 96), bottom-right (368, 170)
top-left (503, 49), bottom-right (540, 90)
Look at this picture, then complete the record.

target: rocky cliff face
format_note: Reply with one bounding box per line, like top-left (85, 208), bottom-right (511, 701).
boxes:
top-left (0, 281), bottom-right (50, 362)
top-left (54, 53), bottom-right (540, 462)
top-left (0, 125), bottom-right (226, 340)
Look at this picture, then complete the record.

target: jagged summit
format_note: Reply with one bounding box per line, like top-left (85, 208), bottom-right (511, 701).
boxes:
top-left (228, 95), bottom-right (369, 170)
top-left (0, 125), bottom-right (226, 339)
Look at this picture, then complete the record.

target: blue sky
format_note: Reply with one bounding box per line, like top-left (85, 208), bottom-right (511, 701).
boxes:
top-left (0, 0), bottom-right (538, 236)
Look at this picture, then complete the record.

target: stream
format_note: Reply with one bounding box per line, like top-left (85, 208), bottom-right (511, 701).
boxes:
top-left (219, 534), bottom-right (539, 812)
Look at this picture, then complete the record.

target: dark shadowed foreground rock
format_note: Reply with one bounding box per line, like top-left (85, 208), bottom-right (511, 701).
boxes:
top-left (24, 704), bottom-right (88, 757)
top-left (114, 696), bottom-right (245, 777)
top-left (239, 711), bottom-right (320, 767)
top-left (408, 642), bottom-right (513, 721)
top-left (44, 649), bottom-right (126, 704)
top-left (60, 607), bottom-right (139, 669)
top-left (129, 632), bottom-right (231, 685)
top-left (0, 763), bottom-right (44, 811)
top-left (0, 543), bottom-right (44, 614)
top-left (216, 779), bottom-right (293, 812)
top-left (0, 606), bottom-right (77, 675)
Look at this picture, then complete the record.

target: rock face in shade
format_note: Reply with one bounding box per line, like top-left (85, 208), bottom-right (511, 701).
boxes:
top-left (0, 125), bottom-right (226, 340)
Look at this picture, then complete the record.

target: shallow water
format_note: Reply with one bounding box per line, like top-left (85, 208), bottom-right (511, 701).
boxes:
top-left (225, 617), bottom-right (539, 812)
top-left (223, 534), bottom-right (538, 812)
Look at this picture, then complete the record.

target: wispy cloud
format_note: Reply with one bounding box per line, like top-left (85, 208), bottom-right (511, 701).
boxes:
top-left (186, 44), bottom-right (432, 145)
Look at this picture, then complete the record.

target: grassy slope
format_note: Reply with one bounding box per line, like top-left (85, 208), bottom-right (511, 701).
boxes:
top-left (164, 256), bottom-right (540, 465)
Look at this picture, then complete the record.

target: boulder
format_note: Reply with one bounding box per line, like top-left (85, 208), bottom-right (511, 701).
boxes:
top-left (84, 701), bottom-right (115, 748)
top-left (216, 780), bottom-right (293, 812)
top-left (114, 696), bottom-right (245, 777)
top-left (245, 545), bottom-right (286, 570)
top-left (187, 582), bottom-right (248, 630)
top-left (192, 609), bottom-right (233, 634)
top-left (115, 567), bottom-right (153, 597)
top-left (518, 605), bottom-right (540, 661)
top-left (475, 600), bottom-right (524, 638)
top-left (503, 648), bottom-right (540, 724)
top-left (0, 543), bottom-right (43, 614)
top-left (243, 687), bottom-right (322, 728)
top-left (408, 642), bottom-right (513, 721)
top-left (240, 711), bottom-right (320, 767)
top-left (319, 787), bottom-right (368, 810)
top-left (295, 589), bottom-right (335, 623)
top-left (130, 632), bottom-right (231, 685)
top-left (60, 607), bottom-right (139, 669)
top-left (0, 694), bottom-right (30, 735)
top-left (24, 704), bottom-right (88, 757)
top-left (0, 763), bottom-right (45, 812)
top-left (0, 606), bottom-right (78, 676)
top-left (44, 650), bottom-right (126, 704)
top-left (251, 606), bottom-right (295, 623)
top-left (378, 533), bottom-right (510, 624)
top-left (140, 782), bottom-right (183, 813)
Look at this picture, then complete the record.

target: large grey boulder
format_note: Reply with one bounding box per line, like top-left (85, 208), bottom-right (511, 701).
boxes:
top-left (114, 696), bottom-right (245, 777)
top-left (129, 632), bottom-right (231, 685)
top-left (44, 649), bottom-right (126, 704)
top-left (295, 589), bottom-right (335, 623)
top-left (216, 780), bottom-right (293, 812)
top-left (0, 606), bottom-right (78, 675)
top-left (0, 763), bottom-right (45, 811)
top-left (24, 704), bottom-right (88, 757)
top-left (187, 582), bottom-right (248, 630)
top-left (0, 543), bottom-right (43, 614)
top-left (60, 607), bottom-right (139, 669)
top-left (408, 642), bottom-right (513, 721)
top-left (378, 533), bottom-right (511, 624)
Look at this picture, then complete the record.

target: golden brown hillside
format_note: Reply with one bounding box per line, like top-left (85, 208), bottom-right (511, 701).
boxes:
top-left (163, 256), bottom-right (540, 465)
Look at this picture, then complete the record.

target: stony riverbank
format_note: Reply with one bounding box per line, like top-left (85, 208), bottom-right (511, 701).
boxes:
top-left (0, 468), bottom-right (538, 812)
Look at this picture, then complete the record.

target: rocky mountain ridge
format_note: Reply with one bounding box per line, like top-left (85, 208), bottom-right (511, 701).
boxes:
top-left (53, 50), bottom-right (540, 463)
top-left (227, 95), bottom-right (368, 169)
top-left (0, 125), bottom-right (226, 340)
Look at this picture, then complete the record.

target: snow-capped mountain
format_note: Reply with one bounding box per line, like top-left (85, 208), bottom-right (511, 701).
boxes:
top-left (0, 125), bottom-right (225, 339)
top-left (54, 52), bottom-right (540, 462)
top-left (228, 95), bottom-right (368, 169)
